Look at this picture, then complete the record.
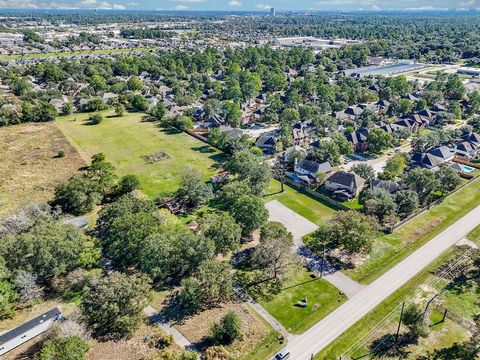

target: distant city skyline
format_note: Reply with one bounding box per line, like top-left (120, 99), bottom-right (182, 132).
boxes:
top-left (0, 0), bottom-right (478, 13)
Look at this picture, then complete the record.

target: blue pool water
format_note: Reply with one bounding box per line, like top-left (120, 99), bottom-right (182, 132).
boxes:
top-left (463, 165), bottom-right (475, 173)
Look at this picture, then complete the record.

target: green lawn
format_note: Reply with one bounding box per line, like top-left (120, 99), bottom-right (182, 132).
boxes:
top-left (56, 110), bottom-right (224, 198)
top-left (259, 270), bottom-right (347, 334)
top-left (345, 176), bottom-right (480, 284)
top-left (264, 180), bottom-right (336, 225)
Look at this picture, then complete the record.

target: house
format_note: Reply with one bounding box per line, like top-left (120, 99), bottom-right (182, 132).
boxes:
top-left (346, 128), bottom-right (369, 152)
top-left (292, 127), bottom-right (309, 146)
top-left (294, 159), bottom-right (332, 182)
top-left (325, 171), bottom-right (365, 198)
top-left (461, 132), bottom-right (480, 148)
top-left (284, 145), bottom-right (308, 162)
top-left (255, 134), bottom-right (277, 154)
top-left (370, 179), bottom-right (402, 194)
top-left (411, 146), bottom-right (455, 169)
top-left (344, 106), bottom-right (364, 120)
top-left (454, 141), bottom-right (477, 159)
top-left (0, 308), bottom-right (62, 355)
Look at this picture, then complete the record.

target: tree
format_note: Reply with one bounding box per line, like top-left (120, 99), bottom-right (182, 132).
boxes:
top-left (199, 212), bottom-right (242, 255)
top-left (35, 336), bottom-right (89, 360)
top-left (0, 281), bottom-right (17, 319)
top-left (87, 113), bottom-right (103, 125)
top-left (332, 133), bottom-right (353, 156)
top-left (215, 180), bottom-right (252, 210)
top-left (351, 163), bottom-right (375, 182)
top-left (81, 272), bottom-right (151, 339)
top-left (252, 222), bottom-right (297, 287)
top-left (381, 153), bottom-right (407, 180)
top-left (176, 167), bottom-right (212, 209)
top-left (127, 76), bottom-right (143, 91)
top-left (62, 102), bottom-right (74, 116)
top-left (178, 260), bottom-right (232, 313)
top-left (364, 188), bottom-right (397, 224)
top-left (437, 166), bottom-right (462, 194)
top-left (203, 99), bottom-right (222, 117)
top-left (95, 194), bottom-right (157, 237)
top-left (1, 221), bottom-right (86, 280)
top-left (239, 70), bottom-right (261, 100)
top-left (402, 304), bottom-right (428, 338)
top-left (308, 141), bottom-right (341, 165)
top-left (210, 311), bottom-right (242, 345)
top-left (86, 153), bottom-right (117, 196)
top-left (311, 211), bottom-right (379, 254)
top-left (89, 75), bottom-right (107, 92)
top-left (13, 271), bottom-right (43, 304)
top-left (279, 108), bottom-right (300, 126)
top-left (395, 190), bottom-right (419, 216)
top-left (130, 94), bottom-right (149, 112)
top-left (223, 101), bottom-right (242, 128)
top-left (139, 225), bottom-right (214, 284)
top-left (100, 212), bottom-right (161, 268)
top-left (151, 102), bottom-right (166, 121)
top-left (368, 128), bottom-right (393, 154)
top-left (404, 168), bottom-right (440, 205)
top-left (116, 174), bottom-right (140, 196)
top-left (115, 103), bottom-right (125, 117)
top-left (223, 77), bottom-right (242, 102)
top-left (230, 194), bottom-right (268, 236)
top-left (227, 151), bottom-right (271, 195)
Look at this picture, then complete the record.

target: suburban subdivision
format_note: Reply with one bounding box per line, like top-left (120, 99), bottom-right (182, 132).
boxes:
top-left (0, 6), bottom-right (480, 360)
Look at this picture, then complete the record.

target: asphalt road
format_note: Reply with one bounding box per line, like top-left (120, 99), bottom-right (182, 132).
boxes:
top-left (285, 204), bottom-right (480, 360)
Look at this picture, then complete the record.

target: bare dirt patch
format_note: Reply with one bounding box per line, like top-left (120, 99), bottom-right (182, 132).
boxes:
top-left (0, 122), bottom-right (85, 216)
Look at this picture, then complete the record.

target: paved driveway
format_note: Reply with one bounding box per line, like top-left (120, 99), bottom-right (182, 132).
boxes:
top-left (285, 204), bottom-right (480, 360)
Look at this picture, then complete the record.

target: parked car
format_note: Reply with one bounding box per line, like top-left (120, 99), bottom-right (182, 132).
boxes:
top-left (273, 350), bottom-right (290, 360)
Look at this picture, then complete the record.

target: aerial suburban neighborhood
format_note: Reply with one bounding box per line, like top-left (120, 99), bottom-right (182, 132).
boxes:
top-left (0, 3), bottom-right (480, 360)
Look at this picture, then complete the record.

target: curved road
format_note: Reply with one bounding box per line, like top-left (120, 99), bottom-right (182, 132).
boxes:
top-left (285, 204), bottom-right (480, 360)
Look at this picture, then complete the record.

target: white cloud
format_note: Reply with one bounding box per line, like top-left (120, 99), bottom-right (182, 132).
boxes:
top-left (405, 5), bottom-right (434, 10)
top-left (372, 4), bottom-right (381, 10)
top-left (256, 3), bottom-right (271, 9)
top-left (175, 4), bottom-right (189, 9)
top-left (171, 0), bottom-right (205, 2)
top-left (113, 3), bottom-right (125, 9)
top-left (127, 1), bottom-right (138, 5)
top-left (228, 0), bottom-right (241, 5)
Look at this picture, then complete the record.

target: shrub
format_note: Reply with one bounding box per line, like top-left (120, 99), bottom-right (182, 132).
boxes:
top-left (87, 113), bottom-right (103, 125)
top-left (210, 311), bottom-right (242, 345)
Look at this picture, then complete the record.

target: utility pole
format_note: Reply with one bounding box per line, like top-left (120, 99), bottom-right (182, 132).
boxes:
top-left (422, 293), bottom-right (440, 323)
top-left (395, 302), bottom-right (405, 344)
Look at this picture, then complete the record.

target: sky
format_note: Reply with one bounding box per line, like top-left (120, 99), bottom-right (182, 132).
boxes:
top-left (0, 0), bottom-right (479, 13)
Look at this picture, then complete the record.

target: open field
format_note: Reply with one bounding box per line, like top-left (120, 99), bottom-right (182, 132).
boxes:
top-left (259, 270), bottom-right (346, 335)
top-left (345, 177), bottom-right (480, 284)
top-left (264, 180), bottom-right (336, 225)
top-left (56, 110), bottom-right (224, 198)
top-left (0, 122), bottom-right (85, 216)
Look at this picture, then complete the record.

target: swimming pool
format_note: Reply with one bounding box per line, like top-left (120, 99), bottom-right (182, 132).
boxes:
top-left (463, 165), bottom-right (475, 173)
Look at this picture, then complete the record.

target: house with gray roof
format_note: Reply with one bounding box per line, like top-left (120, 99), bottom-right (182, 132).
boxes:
top-left (325, 171), bottom-right (365, 198)
top-left (294, 159), bottom-right (332, 182)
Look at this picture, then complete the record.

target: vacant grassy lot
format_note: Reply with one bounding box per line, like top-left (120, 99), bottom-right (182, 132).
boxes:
top-left (56, 111), bottom-right (224, 198)
top-left (345, 177), bottom-right (480, 284)
top-left (264, 180), bottom-right (336, 225)
top-left (259, 270), bottom-right (346, 334)
top-left (0, 122), bottom-right (85, 216)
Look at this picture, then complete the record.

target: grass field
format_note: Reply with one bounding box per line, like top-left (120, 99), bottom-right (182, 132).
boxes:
top-left (56, 110), bottom-right (225, 198)
top-left (345, 176), bottom-right (480, 284)
top-left (264, 180), bottom-right (336, 225)
top-left (0, 122), bottom-right (85, 216)
top-left (259, 270), bottom-right (346, 334)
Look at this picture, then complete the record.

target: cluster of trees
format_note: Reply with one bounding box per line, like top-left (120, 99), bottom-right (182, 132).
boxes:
top-left (53, 153), bottom-right (140, 215)
top-left (0, 203), bottom-right (99, 321)
top-left (120, 28), bottom-right (173, 39)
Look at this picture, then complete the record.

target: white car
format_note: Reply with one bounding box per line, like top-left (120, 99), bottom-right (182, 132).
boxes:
top-left (273, 350), bottom-right (290, 360)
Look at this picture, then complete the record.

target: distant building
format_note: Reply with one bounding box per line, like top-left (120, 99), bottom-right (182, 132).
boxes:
top-left (270, 7), bottom-right (276, 16)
